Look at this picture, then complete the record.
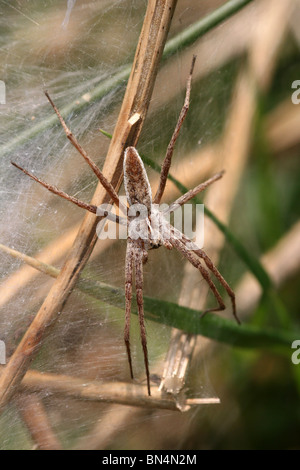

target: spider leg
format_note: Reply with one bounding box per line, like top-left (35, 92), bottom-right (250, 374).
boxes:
top-left (96, 208), bottom-right (128, 226)
top-left (134, 241), bottom-right (151, 396)
top-left (153, 56), bottom-right (196, 204)
top-left (165, 170), bottom-right (225, 214)
top-left (12, 162), bottom-right (127, 225)
top-left (11, 162), bottom-right (98, 215)
top-left (192, 247), bottom-right (240, 324)
top-left (124, 239), bottom-right (134, 381)
top-left (44, 91), bottom-right (127, 215)
top-left (169, 233), bottom-right (227, 317)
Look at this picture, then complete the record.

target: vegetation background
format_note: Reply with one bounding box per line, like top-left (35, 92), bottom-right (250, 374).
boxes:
top-left (0, 0), bottom-right (299, 450)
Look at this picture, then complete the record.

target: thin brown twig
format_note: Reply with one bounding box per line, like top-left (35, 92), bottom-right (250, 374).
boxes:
top-left (17, 394), bottom-right (63, 450)
top-left (0, 367), bottom-right (218, 411)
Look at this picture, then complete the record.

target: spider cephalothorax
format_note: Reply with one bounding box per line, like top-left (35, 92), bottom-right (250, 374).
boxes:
top-left (12, 56), bottom-right (239, 396)
top-left (124, 146), bottom-right (171, 251)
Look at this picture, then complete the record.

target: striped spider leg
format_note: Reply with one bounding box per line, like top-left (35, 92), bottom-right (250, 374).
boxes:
top-left (12, 56), bottom-right (238, 396)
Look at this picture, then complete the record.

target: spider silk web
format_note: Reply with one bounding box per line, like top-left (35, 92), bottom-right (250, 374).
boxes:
top-left (0, 0), bottom-right (235, 450)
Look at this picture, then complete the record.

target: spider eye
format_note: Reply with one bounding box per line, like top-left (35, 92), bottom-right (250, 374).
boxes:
top-left (150, 242), bottom-right (161, 250)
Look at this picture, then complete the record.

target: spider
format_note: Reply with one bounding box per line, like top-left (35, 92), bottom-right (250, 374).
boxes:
top-left (12, 57), bottom-right (239, 396)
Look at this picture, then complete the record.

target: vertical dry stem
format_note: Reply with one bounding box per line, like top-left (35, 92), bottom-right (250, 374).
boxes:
top-left (0, 0), bottom-right (178, 412)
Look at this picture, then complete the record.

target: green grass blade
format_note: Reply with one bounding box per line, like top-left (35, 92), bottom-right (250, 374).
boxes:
top-left (79, 276), bottom-right (296, 354)
top-left (164, 0), bottom-right (254, 58)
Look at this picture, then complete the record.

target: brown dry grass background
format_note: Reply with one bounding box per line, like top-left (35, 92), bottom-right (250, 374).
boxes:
top-left (0, 0), bottom-right (300, 450)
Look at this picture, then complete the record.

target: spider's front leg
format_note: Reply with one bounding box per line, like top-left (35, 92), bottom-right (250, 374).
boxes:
top-left (153, 55), bottom-right (196, 205)
top-left (12, 93), bottom-right (127, 217)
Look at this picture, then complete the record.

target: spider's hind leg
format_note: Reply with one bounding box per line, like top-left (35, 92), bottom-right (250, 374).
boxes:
top-left (125, 240), bottom-right (135, 381)
top-left (134, 241), bottom-right (151, 396)
top-left (193, 247), bottom-right (240, 324)
top-left (169, 234), bottom-right (228, 318)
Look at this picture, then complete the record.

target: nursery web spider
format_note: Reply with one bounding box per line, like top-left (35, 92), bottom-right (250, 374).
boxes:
top-left (12, 57), bottom-right (239, 396)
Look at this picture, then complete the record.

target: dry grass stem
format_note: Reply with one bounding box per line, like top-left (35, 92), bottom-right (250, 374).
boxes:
top-left (1, 0), bottom-right (297, 450)
top-left (0, 226), bottom-right (78, 310)
top-left (0, 0), bottom-right (178, 412)
top-left (0, 366), bottom-right (217, 412)
top-left (17, 394), bottom-right (63, 450)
